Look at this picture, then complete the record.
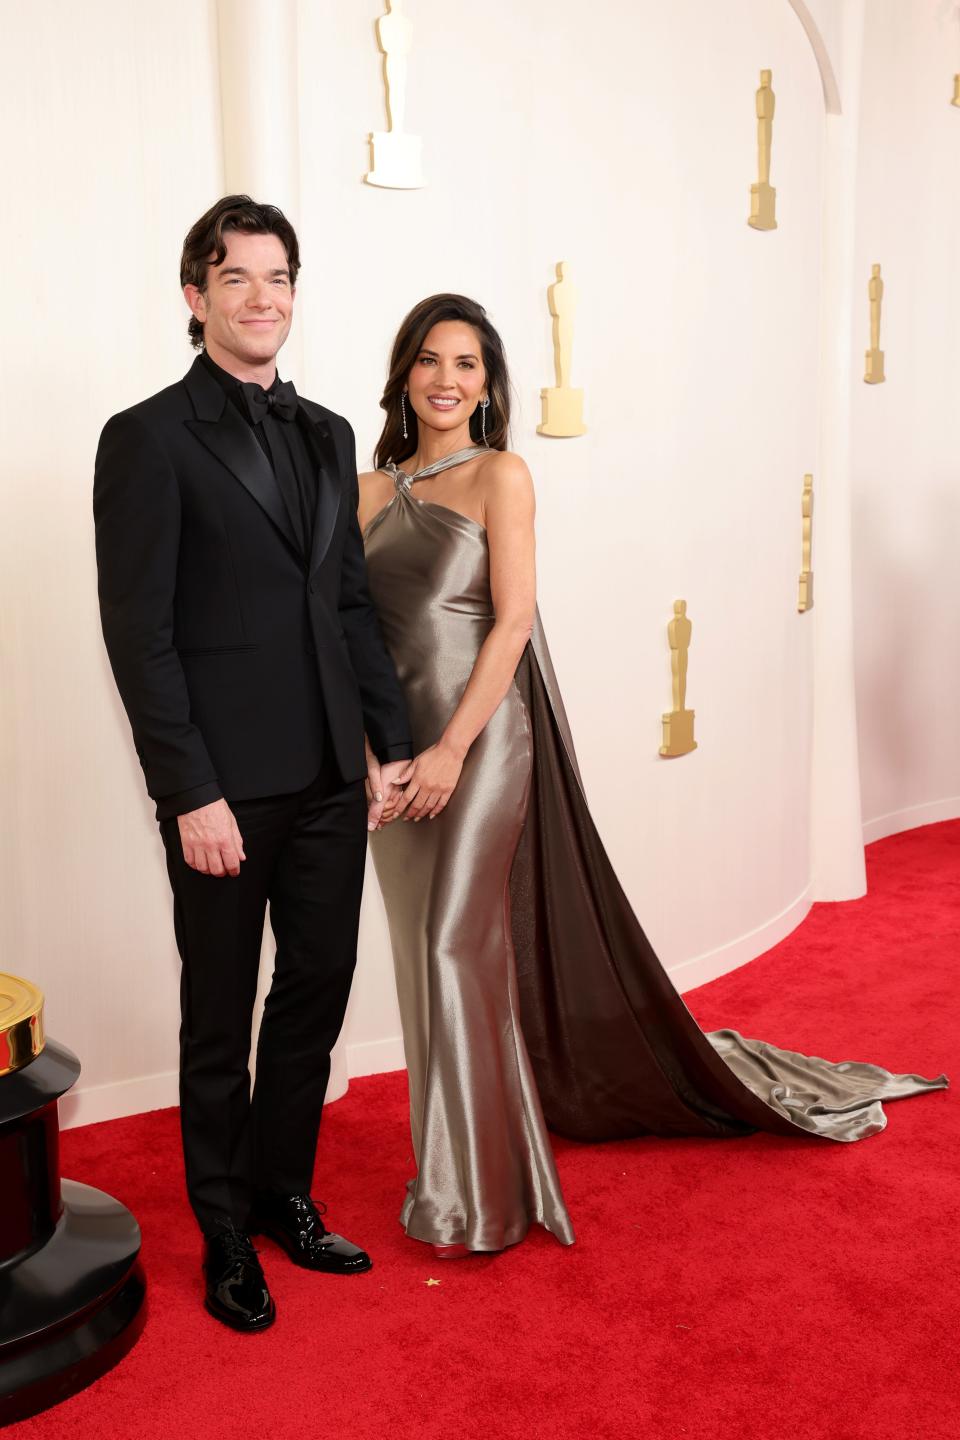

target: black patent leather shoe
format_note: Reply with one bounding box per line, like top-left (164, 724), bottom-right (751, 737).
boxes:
top-left (251, 1192), bottom-right (372, 1275)
top-left (203, 1221), bottom-right (276, 1332)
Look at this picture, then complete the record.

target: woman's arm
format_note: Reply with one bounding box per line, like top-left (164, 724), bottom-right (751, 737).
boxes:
top-left (395, 452), bottom-right (536, 822)
top-left (353, 464), bottom-right (414, 827)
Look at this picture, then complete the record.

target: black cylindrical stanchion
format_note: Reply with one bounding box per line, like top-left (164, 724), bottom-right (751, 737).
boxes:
top-left (0, 975), bottom-right (147, 1425)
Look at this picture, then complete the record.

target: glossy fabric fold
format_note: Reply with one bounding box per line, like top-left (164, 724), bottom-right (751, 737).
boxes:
top-left (513, 622), bottom-right (947, 1144)
top-left (366, 468), bottom-right (573, 1249)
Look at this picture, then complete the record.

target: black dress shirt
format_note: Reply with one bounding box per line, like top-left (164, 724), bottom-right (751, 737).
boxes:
top-left (199, 350), bottom-right (317, 561)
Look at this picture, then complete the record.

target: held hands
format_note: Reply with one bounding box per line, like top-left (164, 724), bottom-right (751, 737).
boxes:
top-left (364, 735), bottom-right (414, 831)
top-left (392, 738), bottom-right (465, 823)
top-left (177, 799), bottom-right (246, 877)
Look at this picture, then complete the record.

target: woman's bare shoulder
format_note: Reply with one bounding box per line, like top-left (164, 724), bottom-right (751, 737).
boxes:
top-left (476, 448), bottom-right (531, 478)
top-left (476, 449), bottom-right (535, 508)
top-left (357, 467), bottom-right (395, 529)
top-left (358, 475), bottom-right (388, 498)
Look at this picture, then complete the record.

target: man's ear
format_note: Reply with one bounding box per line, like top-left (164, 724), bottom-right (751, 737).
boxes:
top-left (183, 284), bottom-right (206, 323)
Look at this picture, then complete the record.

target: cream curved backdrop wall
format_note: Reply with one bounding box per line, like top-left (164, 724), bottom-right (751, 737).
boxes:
top-left (302, 0), bottom-right (828, 1071)
top-left (850, 0), bottom-right (960, 845)
top-left (0, 0), bottom-right (862, 1128)
top-left (0, 0), bottom-right (225, 1125)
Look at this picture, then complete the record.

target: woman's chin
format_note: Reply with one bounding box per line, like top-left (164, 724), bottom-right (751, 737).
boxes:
top-left (414, 408), bottom-right (471, 436)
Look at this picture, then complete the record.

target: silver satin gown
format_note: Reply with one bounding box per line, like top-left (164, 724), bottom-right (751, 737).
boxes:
top-left (363, 447), bottom-right (947, 1252)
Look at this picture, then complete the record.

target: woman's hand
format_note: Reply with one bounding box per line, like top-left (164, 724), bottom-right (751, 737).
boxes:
top-left (394, 739), bottom-right (465, 822)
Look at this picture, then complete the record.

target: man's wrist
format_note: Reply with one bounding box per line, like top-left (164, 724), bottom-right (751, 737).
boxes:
top-left (376, 742), bottom-right (414, 764)
top-left (156, 780), bottom-right (223, 822)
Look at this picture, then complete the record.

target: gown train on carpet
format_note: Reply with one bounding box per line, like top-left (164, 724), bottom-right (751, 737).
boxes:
top-left (513, 613), bottom-right (946, 1146)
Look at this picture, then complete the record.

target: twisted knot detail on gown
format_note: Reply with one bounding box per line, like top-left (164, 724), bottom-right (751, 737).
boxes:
top-left (383, 445), bottom-right (486, 488)
top-left (363, 449), bottom-right (947, 1252)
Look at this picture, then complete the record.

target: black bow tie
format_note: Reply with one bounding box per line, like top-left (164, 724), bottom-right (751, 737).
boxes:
top-left (240, 378), bottom-right (298, 426)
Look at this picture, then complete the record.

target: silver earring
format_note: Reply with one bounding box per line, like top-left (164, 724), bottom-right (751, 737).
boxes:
top-left (401, 390), bottom-right (409, 442)
top-left (481, 396), bottom-right (490, 445)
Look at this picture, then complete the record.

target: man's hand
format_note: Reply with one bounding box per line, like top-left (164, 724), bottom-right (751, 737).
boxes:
top-left (365, 735), bottom-right (414, 830)
top-left (378, 759), bottom-right (414, 826)
top-left (177, 799), bottom-right (246, 877)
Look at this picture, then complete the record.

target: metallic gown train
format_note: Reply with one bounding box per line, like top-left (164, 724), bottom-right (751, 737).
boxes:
top-left (363, 447), bottom-right (947, 1251)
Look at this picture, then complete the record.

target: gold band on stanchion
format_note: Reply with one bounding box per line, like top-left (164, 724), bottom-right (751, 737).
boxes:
top-left (0, 973), bottom-right (45, 1076)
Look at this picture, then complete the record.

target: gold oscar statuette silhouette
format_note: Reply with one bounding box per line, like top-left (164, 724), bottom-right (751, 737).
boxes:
top-left (365, 1), bottom-right (425, 189)
top-left (537, 261), bottom-right (587, 438)
top-left (952, 75), bottom-right (960, 107)
top-left (798, 473), bottom-right (814, 613)
top-left (864, 263), bottom-right (885, 384)
top-left (748, 69), bottom-right (777, 231)
top-left (659, 600), bottom-right (698, 758)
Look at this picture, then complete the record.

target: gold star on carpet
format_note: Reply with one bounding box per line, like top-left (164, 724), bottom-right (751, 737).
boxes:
top-left (424, 1277), bottom-right (442, 1287)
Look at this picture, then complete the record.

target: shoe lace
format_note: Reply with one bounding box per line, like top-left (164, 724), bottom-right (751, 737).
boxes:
top-left (292, 1195), bottom-right (329, 1237)
top-left (213, 1221), bottom-right (258, 1267)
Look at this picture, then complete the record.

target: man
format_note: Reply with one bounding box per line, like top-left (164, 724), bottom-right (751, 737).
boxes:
top-left (94, 195), bottom-right (412, 1332)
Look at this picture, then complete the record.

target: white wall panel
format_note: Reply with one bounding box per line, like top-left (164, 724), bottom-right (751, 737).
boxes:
top-left (0, 0), bottom-right (224, 1120)
top-left (294, 0), bottom-right (826, 1064)
top-left (851, 0), bottom-right (960, 840)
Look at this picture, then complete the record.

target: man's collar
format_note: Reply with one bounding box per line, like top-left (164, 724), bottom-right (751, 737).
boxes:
top-left (199, 348), bottom-right (280, 396)
top-left (185, 352), bottom-right (320, 432)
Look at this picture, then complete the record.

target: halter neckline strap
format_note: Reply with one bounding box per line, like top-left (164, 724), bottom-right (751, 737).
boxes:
top-left (384, 446), bottom-right (486, 490)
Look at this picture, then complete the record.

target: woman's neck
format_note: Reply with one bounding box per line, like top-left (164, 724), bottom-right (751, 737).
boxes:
top-left (407, 422), bottom-right (477, 474)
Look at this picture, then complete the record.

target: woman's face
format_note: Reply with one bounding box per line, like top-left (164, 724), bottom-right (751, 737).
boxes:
top-left (405, 320), bottom-right (487, 440)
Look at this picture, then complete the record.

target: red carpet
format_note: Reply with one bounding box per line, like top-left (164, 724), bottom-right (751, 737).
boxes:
top-left (9, 823), bottom-right (959, 1440)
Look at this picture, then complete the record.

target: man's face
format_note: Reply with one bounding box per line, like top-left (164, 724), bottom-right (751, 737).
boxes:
top-left (184, 230), bottom-right (294, 371)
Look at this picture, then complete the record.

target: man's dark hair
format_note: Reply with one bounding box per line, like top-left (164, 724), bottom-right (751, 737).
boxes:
top-left (179, 194), bottom-right (301, 350)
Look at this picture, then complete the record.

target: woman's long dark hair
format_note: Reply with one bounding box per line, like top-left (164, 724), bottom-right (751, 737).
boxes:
top-left (374, 294), bottom-right (511, 469)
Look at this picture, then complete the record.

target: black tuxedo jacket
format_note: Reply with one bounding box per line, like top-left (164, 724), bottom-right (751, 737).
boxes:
top-left (94, 356), bottom-right (411, 817)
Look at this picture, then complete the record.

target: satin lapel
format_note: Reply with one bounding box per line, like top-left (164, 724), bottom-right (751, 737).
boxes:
top-left (183, 364), bottom-right (301, 557)
top-left (301, 409), bottom-right (343, 576)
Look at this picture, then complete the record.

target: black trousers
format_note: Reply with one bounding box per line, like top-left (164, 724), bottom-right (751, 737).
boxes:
top-left (160, 757), bottom-right (367, 1235)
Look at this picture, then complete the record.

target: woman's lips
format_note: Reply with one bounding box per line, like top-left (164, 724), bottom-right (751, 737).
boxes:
top-left (427, 396), bottom-right (459, 409)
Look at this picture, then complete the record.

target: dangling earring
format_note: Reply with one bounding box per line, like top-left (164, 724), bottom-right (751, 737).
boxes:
top-left (481, 396), bottom-right (490, 446)
top-left (401, 389), bottom-right (409, 442)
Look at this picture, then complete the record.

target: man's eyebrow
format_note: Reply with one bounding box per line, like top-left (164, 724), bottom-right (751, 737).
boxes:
top-left (216, 266), bottom-right (290, 278)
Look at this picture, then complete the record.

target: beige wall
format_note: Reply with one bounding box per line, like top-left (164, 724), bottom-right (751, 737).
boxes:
top-left (851, 0), bottom-right (960, 842)
top-left (0, 0), bottom-right (224, 1121)
top-left (300, 0), bottom-right (826, 1035)
top-left (1, 0), bottom-right (937, 1129)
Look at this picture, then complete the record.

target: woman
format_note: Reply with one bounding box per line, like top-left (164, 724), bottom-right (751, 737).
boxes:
top-left (358, 294), bottom-right (946, 1259)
